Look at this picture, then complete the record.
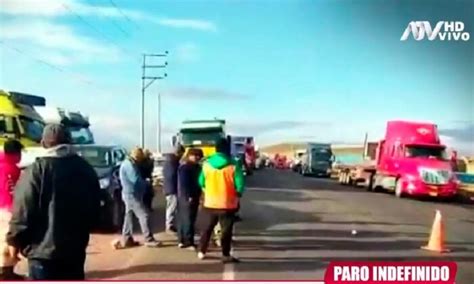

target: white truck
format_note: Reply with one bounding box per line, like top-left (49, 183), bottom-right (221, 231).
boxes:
top-left (19, 107), bottom-right (95, 168)
top-left (35, 107), bottom-right (94, 144)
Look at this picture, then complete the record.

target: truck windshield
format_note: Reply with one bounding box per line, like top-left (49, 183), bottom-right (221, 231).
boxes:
top-left (19, 116), bottom-right (44, 143)
top-left (405, 146), bottom-right (447, 160)
top-left (75, 147), bottom-right (111, 168)
top-left (181, 129), bottom-right (224, 146)
top-left (311, 149), bottom-right (332, 161)
top-left (69, 126), bottom-right (94, 144)
top-left (234, 143), bottom-right (245, 154)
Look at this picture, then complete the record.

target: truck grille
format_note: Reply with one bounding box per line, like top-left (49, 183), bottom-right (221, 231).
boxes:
top-left (419, 168), bottom-right (451, 185)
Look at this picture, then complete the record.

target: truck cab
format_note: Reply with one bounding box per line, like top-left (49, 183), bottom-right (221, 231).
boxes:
top-left (374, 121), bottom-right (458, 198)
top-left (173, 119), bottom-right (226, 158)
top-left (35, 107), bottom-right (94, 144)
top-left (301, 143), bottom-right (333, 177)
top-left (0, 90), bottom-right (45, 148)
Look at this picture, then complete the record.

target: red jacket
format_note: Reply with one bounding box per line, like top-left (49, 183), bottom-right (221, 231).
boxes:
top-left (0, 152), bottom-right (21, 211)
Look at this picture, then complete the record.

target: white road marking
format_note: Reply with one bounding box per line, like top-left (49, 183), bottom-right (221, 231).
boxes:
top-left (223, 262), bottom-right (236, 280)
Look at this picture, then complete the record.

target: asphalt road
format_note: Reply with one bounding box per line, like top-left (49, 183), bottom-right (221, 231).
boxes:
top-left (16, 169), bottom-right (474, 282)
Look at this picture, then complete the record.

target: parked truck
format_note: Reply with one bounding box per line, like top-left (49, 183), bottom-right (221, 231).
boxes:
top-left (340, 121), bottom-right (458, 199)
top-left (172, 119), bottom-right (226, 158)
top-left (35, 106), bottom-right (94, 144)
top-left (300, 143), bottom-right (333, 177)
top-left (337, 142), bottom-right (378, 185)
top-left (0, 90), bottom-right (45, 148)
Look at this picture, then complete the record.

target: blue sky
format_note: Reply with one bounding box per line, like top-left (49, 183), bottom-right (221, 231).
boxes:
top-left (0, 0), bottom-right (473, 153)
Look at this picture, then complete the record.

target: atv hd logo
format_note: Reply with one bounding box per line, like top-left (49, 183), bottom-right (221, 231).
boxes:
top-left (400, 21), bottom-right (470, 41)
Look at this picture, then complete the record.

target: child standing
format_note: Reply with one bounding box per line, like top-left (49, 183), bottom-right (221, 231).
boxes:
top-left (0, 139), bottom-right (24, 280)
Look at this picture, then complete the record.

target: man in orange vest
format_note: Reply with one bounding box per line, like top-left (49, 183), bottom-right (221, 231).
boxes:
top-left (198, 138), bottom-right (244, 263)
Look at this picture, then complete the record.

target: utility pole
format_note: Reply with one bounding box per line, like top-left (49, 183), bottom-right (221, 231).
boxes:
top-left (140, 52), bottom-right (168, 149)
top-left (157, 92), bottom-right (162, 153)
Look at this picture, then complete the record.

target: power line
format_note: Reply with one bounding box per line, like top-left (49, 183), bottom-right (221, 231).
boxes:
top-left (84, 0), bottom-right (130, 37)
top-left (110, 18), bottom-right (130, 37)
top-left (61, 3), bottom-right (140, 63)
top-left (108, 0), bottom-right (142, 30)
top-left (1, 41), bottom-right (104, 89)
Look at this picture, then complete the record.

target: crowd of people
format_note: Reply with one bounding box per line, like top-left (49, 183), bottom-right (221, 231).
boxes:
top-left (0, 123), bottom-right (245, 280)
top-left (117, 137), bottom-right (245, 261)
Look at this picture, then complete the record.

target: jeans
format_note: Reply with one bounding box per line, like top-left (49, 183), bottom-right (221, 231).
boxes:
top-left (199, 208), bottom-right (236, 257)
top-left (28, 257), bottom-right (85, 280)
top-left (177, 198), bottom-right (199, 246)
top-left (122, 195), bottom-right (154, 243)
top-left (165, 194), bottom-right (178, 230)
top-left (143, 184), bottom-right (154, 211)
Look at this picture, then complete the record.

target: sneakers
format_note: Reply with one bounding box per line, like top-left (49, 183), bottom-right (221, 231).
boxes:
top-left (186, 245), bottom-right (197, 251)
top-left (144, 240), bottom-right (162, 248)
top-left (197, 252), bottom-right (206, 260)
top-left (222, 256), bottom-right (240, 264)
top-left (112, 238), bottom-right (140, 250)
top-left (179, 243), bottom-right (197, 251)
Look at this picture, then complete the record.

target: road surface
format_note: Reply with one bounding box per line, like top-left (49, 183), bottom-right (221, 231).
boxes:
top-left (17, 169), bottom-right (474, 282)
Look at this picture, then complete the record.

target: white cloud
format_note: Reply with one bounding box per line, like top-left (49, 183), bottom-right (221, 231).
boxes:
top-left (0, 0), bottom-right (68, 16)
top-left (0, 19), bottom-right (121, 65)
top-left (0, 0), bottom-right (217, 32)
top-left (163, 86), bottom-right (247, 100)
top-left (89, 113), bottom-right (177, 151)
top-left (175, 43), bottom-right (200, 63)
top-left (153, 18), bottom-right (217, 32)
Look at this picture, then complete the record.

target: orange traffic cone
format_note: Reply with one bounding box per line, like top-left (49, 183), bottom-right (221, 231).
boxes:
top-left (421, 210), bottom-right (450, 253)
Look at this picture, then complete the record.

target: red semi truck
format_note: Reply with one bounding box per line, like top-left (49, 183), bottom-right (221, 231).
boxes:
top-left (340, 121), bottom-right (459, 199)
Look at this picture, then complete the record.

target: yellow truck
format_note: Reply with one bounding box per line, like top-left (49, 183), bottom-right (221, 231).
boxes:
top-left (0, 89), bottom-right (45, 148)
top-left (172, 119), bottom-right (226, 158)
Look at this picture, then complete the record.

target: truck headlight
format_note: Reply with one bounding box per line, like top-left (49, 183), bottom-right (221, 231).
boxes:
top-left (99, 177), bottom-right (111, 189)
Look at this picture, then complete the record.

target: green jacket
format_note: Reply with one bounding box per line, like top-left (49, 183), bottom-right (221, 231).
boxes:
top-left (199, 153), bottom-right (245, 196)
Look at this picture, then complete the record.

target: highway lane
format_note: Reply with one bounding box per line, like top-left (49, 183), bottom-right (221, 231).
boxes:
top-left (233, 169), bottom-right (474, 282)
top-left (15, 169), bottom-right (474, 282)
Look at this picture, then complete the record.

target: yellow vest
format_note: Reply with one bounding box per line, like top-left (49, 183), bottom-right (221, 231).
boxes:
top-left (202, 163), bottom-right (238, 209)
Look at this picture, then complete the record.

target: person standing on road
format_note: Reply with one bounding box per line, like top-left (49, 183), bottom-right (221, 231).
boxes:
top-left (177, 148), bottom-right (202, 250)
top-left (198, 138), bottom-right (245, 263)
top-left (141, 149), bottom-right (155, 212)
top-left (7, 124), bottom-right (101, 280)
top-left (119, 148), bottom-right (161, 248)
top-left (0, 139), bottom-right (24, 280)
top-left (163, 144), bottom-right (185, 233)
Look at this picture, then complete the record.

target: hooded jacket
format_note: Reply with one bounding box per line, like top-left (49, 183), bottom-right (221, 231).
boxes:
top-left (7, 145), bottom-right (101, 261)
top-left (199, 153), bottom-right (245, 210)
top-left (0, 152), bottom-right (21, 211)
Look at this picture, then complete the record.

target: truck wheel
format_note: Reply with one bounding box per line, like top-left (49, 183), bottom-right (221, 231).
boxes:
top-left (395, 179), bottom-right (404, 198)
top-left (339, 172), bottom-right (346, 184)
top-left (366, 174), bottom-right (374, 192)
top-left (344, 173), bottom-right (351, 185)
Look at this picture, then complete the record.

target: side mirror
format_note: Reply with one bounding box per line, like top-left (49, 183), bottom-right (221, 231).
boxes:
top-left (171, 136), bottom-right (177, 146)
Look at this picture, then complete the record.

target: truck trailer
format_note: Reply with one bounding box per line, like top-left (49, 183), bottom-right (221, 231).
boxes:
top-left (339, 121), bottom-right (458, 199)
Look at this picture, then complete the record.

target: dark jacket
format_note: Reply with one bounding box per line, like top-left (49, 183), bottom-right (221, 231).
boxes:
top-left (178, 162), bottom-right (202, 200)
top-left (163, 154), bottom-right (180, 196)
top-left (7, 145), bottom-right (101, 261)
top-left (139, 157), bottom-right (154, 180)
